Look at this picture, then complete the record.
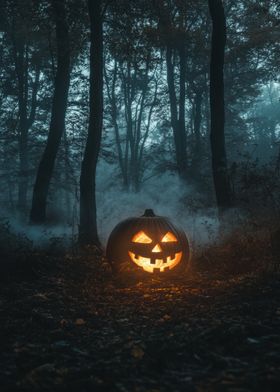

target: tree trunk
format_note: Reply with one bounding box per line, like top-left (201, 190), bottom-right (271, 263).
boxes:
top-left (191, 90), bottom-right (203, 174)
top-left (13, 37), bottom-right (29, 213)
top-left (155, 0), bottom-right (188, 178)
top-left (12, 33), bottom-right (40, 215)
top-left (30, 0), bottom-right (70, 223)
top-left (178, 43), bottom-right (188, 175)
top-left (194, 91), bottom-right (202, 154)
top-left (132, 59), bottom-right (149, 192)
top-left (166, 46), bottom-right (187, 176)
top-left (104, 60), bottom-right (128, 189)
top-left (79, 0), bottom-right (103, 246)
top-left (63, 129), bottom-right (71, 221)
top-left (208, 0), bottom-right (232, 212)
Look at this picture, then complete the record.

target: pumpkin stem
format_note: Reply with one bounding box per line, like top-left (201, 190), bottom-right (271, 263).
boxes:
top-left (143, 209), bottom-right (155, 217)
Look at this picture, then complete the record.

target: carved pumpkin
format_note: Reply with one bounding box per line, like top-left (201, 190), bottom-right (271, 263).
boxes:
top-left (106, 209), bottom-right (190, 274)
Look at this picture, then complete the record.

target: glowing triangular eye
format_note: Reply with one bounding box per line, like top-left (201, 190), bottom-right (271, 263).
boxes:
top-left (132, 231), bottom-right (152, 243)
top-left (161, 231), bottom-right (177, 242)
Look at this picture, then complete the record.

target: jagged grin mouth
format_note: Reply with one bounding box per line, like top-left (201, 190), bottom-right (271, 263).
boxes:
top-left (128, 251), bottom-right (183, 273)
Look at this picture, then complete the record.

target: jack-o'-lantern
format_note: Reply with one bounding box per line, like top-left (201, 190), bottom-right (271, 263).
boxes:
top-left (106, 209), bottom-right (190, 274)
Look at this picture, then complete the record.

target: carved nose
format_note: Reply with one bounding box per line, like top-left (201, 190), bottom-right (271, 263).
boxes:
top-left (152, 244), bottom-right (162, 253)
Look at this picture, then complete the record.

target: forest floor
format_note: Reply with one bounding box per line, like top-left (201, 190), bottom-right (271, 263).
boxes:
top-left (1, 226), bottom-right (280, 391)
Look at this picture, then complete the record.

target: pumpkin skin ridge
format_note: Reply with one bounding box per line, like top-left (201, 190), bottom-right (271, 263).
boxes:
top-left (106, 211), bottom-right (190, 275)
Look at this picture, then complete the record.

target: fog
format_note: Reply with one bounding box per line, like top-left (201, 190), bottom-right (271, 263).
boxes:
top-left (0, 160), bottom-right (222, 250)
top-left (96, 162), bottom-right (219, 247)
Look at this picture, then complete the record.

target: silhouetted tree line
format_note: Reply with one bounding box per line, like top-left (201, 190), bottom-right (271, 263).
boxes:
top-left (0, 0), bottom-right (279, 245)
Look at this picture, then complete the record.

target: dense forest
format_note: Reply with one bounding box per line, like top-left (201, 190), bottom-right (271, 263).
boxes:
top-left (0, 0), bottom-right (280, 391)
top-left (0, 0), bottom-right (279, 242)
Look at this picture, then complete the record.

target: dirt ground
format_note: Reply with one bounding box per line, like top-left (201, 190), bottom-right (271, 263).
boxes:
top-left (1, 243), bottom-right (280, 392)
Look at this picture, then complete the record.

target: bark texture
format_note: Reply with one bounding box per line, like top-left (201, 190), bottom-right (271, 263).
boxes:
top-left (12, 35), bottom-right (40, 214)
top-left (79, 0), bottom-right (103, 245)
top-left (208, 0), bottom-right (232, 212)
top-left (165, 44), bottom-right (188, 177)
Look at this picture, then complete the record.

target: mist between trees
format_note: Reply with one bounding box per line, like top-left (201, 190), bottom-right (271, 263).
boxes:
top-left (0, 0), bottom-right (279, 247)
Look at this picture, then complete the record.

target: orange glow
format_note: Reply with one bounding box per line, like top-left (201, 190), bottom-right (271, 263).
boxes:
top-left (152, 244), bottom-right (162, 253)
top-left (128, 251), bottom-right (182, 273)
top-left (161, 231), bottom-right (178, 242)
top-left (132, 231), bottom-right (152, 243)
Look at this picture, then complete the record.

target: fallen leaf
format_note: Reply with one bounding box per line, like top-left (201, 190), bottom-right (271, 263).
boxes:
top-left (131, 346), bottom-right (144, 359)
top-left (75, 318), bottom-right (86, 326)
top-left (60, 319), bottom-right (68, 327)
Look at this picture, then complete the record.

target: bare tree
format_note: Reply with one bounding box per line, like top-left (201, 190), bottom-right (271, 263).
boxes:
top-left (154, 0), bottom-right (188, 177)
top-left (208, 0), bottom-right (232, 212)
top-left (30, 0), bottom-right (70, 223)
top-left (10, 30), bottom-right (40, 214)
top-left (79, 0), bottom-right (103, 246)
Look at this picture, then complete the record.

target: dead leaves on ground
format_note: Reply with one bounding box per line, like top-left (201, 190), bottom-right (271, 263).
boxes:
top-left (1, 254), bottom-right (280, 391)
